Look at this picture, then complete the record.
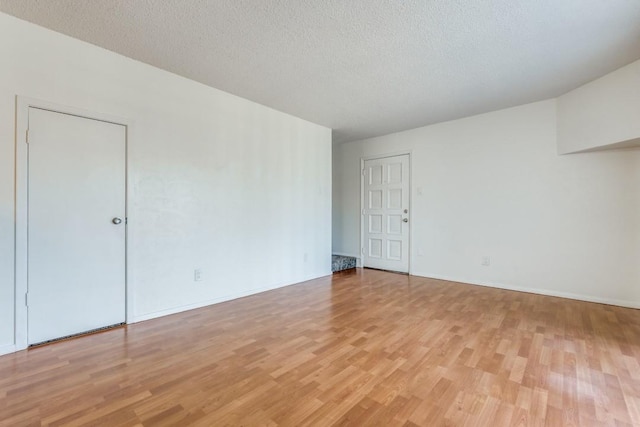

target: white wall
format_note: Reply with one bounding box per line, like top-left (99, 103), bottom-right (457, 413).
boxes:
top-left (0, 13), bottom-right (332, 354)
top-left (333, 100), bottom-right (640, 307)
top-left (557, 59), bottom-right (640, 154)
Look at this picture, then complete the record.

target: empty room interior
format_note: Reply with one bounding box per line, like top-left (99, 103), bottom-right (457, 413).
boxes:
top-left (1, 1), bottom-right (640, 426)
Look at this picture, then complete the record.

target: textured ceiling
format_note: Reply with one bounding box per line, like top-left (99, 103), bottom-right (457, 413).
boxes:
top-left (1, 1), bottom-right (640, 143)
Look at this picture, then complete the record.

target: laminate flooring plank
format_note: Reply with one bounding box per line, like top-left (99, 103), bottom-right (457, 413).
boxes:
top-left (1, 269), bottom-right (640, 426)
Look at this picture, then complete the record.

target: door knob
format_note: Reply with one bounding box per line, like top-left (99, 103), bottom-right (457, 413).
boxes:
top-left (403, 218), bottom-right (408, 223)
top-left (112, 217), bottom-right (123, 225)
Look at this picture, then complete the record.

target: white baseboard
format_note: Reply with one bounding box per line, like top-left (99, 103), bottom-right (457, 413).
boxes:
top-left (412, 271), bottom-right (640, 310)
top-left (0, 344), bottom-right (17, 356)
top-left (130, 271), bottom-right (333, 323)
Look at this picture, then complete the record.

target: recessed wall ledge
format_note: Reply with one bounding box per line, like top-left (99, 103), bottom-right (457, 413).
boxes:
top-left (557, 59), bottom-right (640, 155)
top-left (559, 137), bottom-right (640, 155)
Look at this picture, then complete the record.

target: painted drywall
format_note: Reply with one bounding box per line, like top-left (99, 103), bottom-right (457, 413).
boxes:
top-left (0, 12), bottom-right (331, 354)
top-left (333, 100), bottom-right (640, 307)
top-left (557, 59), bottom-right (640, 154)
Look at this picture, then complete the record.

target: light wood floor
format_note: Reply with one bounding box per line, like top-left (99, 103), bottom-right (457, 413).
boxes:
top-left (2, 269), bottom-right (640, 426)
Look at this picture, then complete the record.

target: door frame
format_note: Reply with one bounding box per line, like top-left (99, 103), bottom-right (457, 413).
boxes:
top-left (360, 151), bottom-right (412, 274)
top-left (14, 96), bottom-right (133, 351)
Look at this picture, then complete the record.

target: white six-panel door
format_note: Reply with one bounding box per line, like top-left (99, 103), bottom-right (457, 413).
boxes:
top-left (362, 154), bottom-right (410, 273)
top-left (27, 107), bottom-right (126, 345)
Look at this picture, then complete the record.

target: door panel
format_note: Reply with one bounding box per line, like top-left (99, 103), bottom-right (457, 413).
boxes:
top-left (28, 108), bottom-right (126, 344)
top-left (363, 155), bottom-right (410, 272)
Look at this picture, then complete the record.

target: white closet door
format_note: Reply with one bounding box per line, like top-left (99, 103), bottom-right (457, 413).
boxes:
top-left (28, 107), bottom-right (126, 345)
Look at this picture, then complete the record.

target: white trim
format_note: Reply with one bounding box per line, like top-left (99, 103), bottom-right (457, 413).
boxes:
top-left (0, 344), bottom-right (17, 357)
top-left (130, 271), bottom-right (332, 323)
top-left (361, 150), bottom-right (415, 161)
top-left (360, 151), bottom-right (412, 274)
top-left (412, 271), bottom-right (640, 310)
top-left (14, 96), bottom-right (134, 352)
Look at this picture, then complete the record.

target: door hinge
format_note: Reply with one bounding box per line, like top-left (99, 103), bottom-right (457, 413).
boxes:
top-left (25, 292), bottom-right (28, 306)
top-left (362, 209), bottom-right (365, 215)
top-left (25, 129), bottom-right (30, 144)
top-left (361, 247), bottom-right (365, 255)
top-left (361, 169), bottom-right (366, 176)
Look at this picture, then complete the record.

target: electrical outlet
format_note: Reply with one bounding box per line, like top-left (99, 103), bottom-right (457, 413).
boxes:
top-left (194, 269), bottom-right (203, 281)
top-left (481, 256), bottom-right (491, 267)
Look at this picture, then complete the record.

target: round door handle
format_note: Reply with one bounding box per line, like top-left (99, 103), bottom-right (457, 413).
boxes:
top-left (112, 217), bottom-right (123, 225)
top-left (403, 218), bottom-right (408, 223)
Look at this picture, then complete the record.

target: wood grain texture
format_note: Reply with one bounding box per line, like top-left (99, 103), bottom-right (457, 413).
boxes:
top-left (1, 268), bottom-right (640, 426)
